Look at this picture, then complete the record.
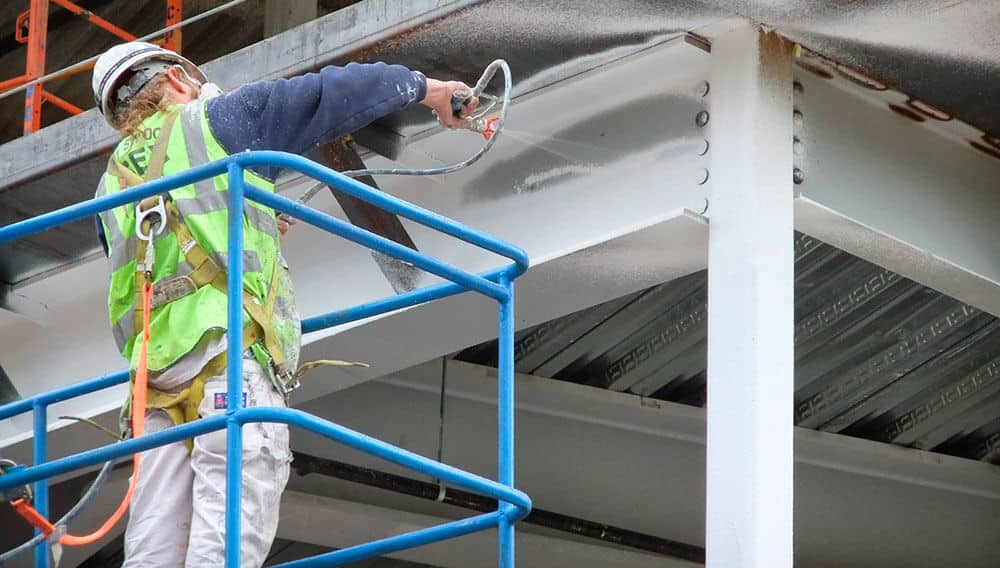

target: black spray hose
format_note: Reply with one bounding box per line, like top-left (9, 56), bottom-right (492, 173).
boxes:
top-left (296, 59), bottom-right (512, 204)
top-left (0, 459), bottom-right (116, 564)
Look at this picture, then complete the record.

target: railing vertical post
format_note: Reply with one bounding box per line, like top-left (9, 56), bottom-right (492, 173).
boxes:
top-left (225, 162), bottom-right (245, 567)
top-left (23, 0), bottom-right (49, 134)
top-left (32, 402), bottom-right (49, 568)
top-left (497, 274), bottom-right (515, 567)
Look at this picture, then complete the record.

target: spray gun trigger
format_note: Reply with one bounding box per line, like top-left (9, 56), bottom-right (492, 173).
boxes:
top-left (451, 90), bottom-right (473, 117)
top-left (482, 116), bottom-right (500, 140)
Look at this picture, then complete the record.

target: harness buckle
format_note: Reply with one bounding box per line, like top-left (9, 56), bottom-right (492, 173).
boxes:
top-left (0, 460), bottom-right (32, 503)
top-left (248, 344), bottom-right (300, 399)
top-left (275, 368), bottom-right (301, 398)
top-left (136, 196), bottom-right (166, 280)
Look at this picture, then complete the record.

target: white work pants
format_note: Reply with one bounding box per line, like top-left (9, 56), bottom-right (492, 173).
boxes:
top-left (122, 359), bottom-right (291, 567)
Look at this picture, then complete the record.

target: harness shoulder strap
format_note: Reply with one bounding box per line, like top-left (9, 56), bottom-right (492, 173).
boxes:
top-left (161, 200), bottom-right (287, 368)
top-left (106, 111), bottom-right (182, 335)
top-left (107, 110), bottom-right (180, 185)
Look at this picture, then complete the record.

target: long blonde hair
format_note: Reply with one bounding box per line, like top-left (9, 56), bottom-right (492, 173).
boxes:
top-left (114, 74), bottom-right (173, 138)
top-left (115, 69), bottom-right (200, 138)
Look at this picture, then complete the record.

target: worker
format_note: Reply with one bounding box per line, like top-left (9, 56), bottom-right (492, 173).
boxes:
top-left (91, 41), bottom-right (476, 567)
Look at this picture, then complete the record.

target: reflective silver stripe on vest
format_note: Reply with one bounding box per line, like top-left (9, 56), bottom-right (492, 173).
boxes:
top-left (177, 102), bottom-right (279, 242)
top-left (100, 176), bottom-right (134, 351)
top-left (112, 314), bottom-right (131, 351)
top-left (211, 250), bottom-right (263, 274)
top-left (96, 177), bottom-right (129, 261)
top-left (172, 190), bottom-right (277, 239)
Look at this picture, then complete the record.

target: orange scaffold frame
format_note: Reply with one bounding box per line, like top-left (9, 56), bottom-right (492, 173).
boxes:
top-left (0, 0), bottom-right (183, 134)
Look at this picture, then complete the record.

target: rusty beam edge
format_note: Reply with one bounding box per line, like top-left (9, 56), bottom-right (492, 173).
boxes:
top-left (0, 0), bottom-right (483, 193)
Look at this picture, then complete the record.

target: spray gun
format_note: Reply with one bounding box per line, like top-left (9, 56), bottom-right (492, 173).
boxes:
top-left (297, 59), bottom-right (511, 205)
top-left (450, 60), bottom-right (506, 140)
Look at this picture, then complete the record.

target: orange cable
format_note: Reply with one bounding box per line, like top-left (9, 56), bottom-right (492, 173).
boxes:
top-left (12, 281), bottom-right (152, 546)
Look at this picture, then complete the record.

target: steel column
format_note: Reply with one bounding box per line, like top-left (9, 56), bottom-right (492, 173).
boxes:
top-left (705, 24), bottom-right (794, 568)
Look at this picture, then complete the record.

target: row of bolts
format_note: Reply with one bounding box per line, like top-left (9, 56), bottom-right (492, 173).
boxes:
top-left (691, 79), bottom-right (806, 188)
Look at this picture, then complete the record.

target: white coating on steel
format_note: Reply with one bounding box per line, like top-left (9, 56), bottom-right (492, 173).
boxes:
top-left (793, 65), bottom-right (1000, 317)
top-left (706, 24), bottom-right (794, 568)
top-left (317, 360), bottom-right (1000, 566)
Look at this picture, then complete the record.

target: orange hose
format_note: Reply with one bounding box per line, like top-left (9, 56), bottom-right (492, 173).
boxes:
top-left (59, 281), bottom-right (152, 546)
top-left (11, 281), bottom-right (153, 545)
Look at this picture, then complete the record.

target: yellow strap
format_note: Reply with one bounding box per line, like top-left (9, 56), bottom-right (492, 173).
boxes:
top-left (161, 199), bottom-right (286, 367)
top-left (145, 111), bottom-right (179, 182)
top-left (117, 112), bottom-right (180, 334)
top-left (293, 358), bottom-right (370, 380)
top-left (213, 261), bottom-right (286, 369)
top-left (110, 159), bottom-right (145, 187)
top-left (164, 200), bottom-right (220, 288)
top-left (107, 110), bottom-right (179, 185)
top-left (145, 322), bottom-right (263, 451)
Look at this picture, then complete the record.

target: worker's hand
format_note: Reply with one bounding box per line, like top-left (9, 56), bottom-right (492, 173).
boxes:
top-left (277, 214), bottom-right (296, 236)
top-left (421, 78), bottom-right (479, 128)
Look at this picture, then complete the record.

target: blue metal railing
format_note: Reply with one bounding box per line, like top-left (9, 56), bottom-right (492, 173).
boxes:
top-left (0, 151), bottom-right (531, 567)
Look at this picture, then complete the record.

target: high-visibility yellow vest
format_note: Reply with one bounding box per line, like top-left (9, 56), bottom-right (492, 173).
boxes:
top-left (95, 100), bottom-right (299, 374)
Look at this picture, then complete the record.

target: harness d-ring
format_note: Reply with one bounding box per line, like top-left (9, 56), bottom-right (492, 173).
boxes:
top-left (135, 196), bottom-right (167, 243)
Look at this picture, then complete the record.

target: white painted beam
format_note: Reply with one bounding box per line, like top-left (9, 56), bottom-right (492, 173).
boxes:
top-left (0, 283), bottom-right (50, 326)
top-left (295, 360), bottom-right (1000, 567)
top-left (0, 212), bottom-right (708, 456)
top-left (793, 65), bottom-right (1000, 317)
top-left (7, 361), bottom-right (999, 566)
top-left (705, 24), bottom-right (795, 568)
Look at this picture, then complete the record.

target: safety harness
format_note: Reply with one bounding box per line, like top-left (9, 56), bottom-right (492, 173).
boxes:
top-left (108, 110), bottom-right (294, 450)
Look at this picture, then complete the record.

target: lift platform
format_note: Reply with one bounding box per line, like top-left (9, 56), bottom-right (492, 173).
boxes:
top-left (0, 150), bottom-right (531, 567)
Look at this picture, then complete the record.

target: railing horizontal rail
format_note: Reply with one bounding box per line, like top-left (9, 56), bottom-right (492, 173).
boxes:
top-left (234, 151), bottom-right (529, 275)
top-left (0, 407), bottom-right (530, 516)
top-left (273, 511), bottom-right (505, 568)
top-left (0, 159), bottom-right (232, 245)
top-left (246, 186), bottom-right (510, 301)
top-left (0, 265), bottom-right (508, 423)
top-left (0, 370), bottom-right (129, 420)
top-left (0, 151), bottom-right (528, 277)
top-left (301, 265), bottom-right (511, 332)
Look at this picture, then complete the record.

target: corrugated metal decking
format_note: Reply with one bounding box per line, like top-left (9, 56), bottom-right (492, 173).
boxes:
top-left (458, 232), bottom-right (1000, 465)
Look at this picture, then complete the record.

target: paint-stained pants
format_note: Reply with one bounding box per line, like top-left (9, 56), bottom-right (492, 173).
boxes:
top-left (122, 359), bottom-right (291, 567)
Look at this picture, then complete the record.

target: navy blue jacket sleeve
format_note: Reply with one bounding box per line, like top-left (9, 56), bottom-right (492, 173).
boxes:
top-left (205, 62), bottom-right (426, 180)
top-left (96, 62), bottom-right (425, 250)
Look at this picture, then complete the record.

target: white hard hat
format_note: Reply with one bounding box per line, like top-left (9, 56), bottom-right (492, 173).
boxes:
top-left (92, 41), bottom-right (207, 127)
